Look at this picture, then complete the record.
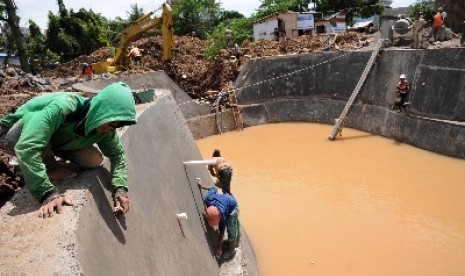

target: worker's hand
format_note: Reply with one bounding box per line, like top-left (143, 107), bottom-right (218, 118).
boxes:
top-left (114, 195), bottom-right (130, 215)
top-left (38, 194), bottom-right (74, 219)
top-left (113, 187), bottom-right (129, 215)
top-left (196, 177), bottom-right (202, 188)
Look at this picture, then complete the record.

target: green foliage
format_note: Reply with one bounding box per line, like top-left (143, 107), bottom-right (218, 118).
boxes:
top-left (126, 4), bottom-right (145, 22)
top-left (255, 0), bottom-right (312, 18)
top-left (0, 22), bottom-right (16, 55)
top-left (316, 0), bottom-right (384, 24)
top-left (172, 0), bottom-right (222, 39)
top-left (26, 20), bottom-right (59, 73)
top-left (407, 0), bottom-right (434, 21)
top-left (46, 0), bottom-right (110, 58)
top-left (205, 17), bottom-right (253, 59)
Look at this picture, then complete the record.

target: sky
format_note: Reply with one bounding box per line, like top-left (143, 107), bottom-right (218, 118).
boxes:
top-left (14, 0), bottom-right (417, 30)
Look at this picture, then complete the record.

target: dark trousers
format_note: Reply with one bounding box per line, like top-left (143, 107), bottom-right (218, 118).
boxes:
top-left (395, 92), bottom-right (408, 112)
top-left (216, 167), bottom-right (232, 194)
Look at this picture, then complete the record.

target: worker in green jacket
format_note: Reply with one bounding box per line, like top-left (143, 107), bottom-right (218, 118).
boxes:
top-left (0, 82), bottom-right (137, 218)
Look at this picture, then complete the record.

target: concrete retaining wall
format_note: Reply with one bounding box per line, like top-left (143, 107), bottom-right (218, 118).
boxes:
top-left (233, 48), bottom-right (465, 158)
top-left (78, 95), bottom-right (221, 275)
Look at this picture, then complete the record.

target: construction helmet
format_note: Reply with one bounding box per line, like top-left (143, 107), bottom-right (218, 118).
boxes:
top-left (400, 74), bottom-right (406, 79)
top-left (206, 206), bottom-right (220, 227)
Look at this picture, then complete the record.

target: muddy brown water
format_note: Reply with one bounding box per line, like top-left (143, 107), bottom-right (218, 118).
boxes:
top-left (196, 122), bottom-right (465, 276)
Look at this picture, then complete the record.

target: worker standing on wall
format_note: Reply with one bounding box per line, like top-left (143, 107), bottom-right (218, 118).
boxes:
top-left (411, 12), bottom-right (427, 49)
top-left (0, 82), bottom-right (137, 218)
top-left (394, 74), bottom-right (410, 113)
top-left (208, 149), bottom-right (233, 194)
top-left (432, 7), bottom-right (446, 42)
top-left (197, 178), bottom-right (240, 259)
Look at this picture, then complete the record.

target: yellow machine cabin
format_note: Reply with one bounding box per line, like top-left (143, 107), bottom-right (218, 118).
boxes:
top-left (92, 3), bottom-right (173, 74)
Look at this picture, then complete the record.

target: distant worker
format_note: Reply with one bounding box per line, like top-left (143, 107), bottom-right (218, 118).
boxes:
top-left (432, 7), bottom-right (446, 42)
top-left (229, 55), bottom-right (239, 80)
top-left (394, 74), bottom-right (410, 113)
top-left (273, 27), bottom-right (280, 41)
top-left (208, 149), bottom-right (233, 195)
top-left (197, 178), bottom-right (240, 259)
top-left (224, 29), bottom-right (235, 49)
top-left (411, 12), bottom-right (427, 49)
top-left (80, 62), bottom-right (93, 81)
top-left (127, 45), bottom-right (142, 65)
top-left (0, 82), bottom-right (137, 218)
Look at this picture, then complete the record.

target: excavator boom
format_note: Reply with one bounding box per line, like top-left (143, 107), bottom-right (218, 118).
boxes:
top-left (92, 3), bottom-right (173, 74)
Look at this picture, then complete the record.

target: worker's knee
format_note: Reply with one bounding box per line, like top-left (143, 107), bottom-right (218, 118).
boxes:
top-left (80, 153), bottom-right (104, 169)
top-left (57, 147), bottom-right (103, 169)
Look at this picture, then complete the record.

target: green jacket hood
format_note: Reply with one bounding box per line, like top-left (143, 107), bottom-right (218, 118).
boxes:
top-left (85, 82), bottom-right (137, 135)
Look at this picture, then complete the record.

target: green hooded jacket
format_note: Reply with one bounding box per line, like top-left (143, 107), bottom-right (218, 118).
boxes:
top-left (0, 82), bottom-right (137, 201)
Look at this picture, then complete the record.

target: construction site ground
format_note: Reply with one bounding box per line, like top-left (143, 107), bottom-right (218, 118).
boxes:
top-left (0, 31), bottom-right (462, 275)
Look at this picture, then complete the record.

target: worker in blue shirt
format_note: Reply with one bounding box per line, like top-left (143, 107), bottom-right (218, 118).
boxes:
top-left (197, 178), bottom-right (240, 259)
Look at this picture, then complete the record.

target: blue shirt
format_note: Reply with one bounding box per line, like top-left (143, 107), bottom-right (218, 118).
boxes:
top-left (203, 187), bottom-right (237, 234)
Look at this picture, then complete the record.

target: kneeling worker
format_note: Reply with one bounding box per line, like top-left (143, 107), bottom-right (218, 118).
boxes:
top-left (0, 82), bottom-right (137, 218)
top-left (197, 178), bottom-right (240, 259)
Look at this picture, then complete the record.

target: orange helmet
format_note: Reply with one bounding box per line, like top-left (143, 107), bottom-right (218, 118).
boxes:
top-left (206, 206), bottom-right (220, 227)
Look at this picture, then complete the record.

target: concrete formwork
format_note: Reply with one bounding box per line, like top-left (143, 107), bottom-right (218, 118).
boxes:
top-left (77, 95), bottom-right (220, 276)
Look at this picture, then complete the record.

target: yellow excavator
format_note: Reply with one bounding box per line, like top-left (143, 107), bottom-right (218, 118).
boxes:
top-left (91, 3), bottom-right (173, 74)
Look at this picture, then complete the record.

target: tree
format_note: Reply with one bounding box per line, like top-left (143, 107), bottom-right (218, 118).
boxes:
top-left (126, 4), bottom-right (145, 23)
top-left (26, 20), bottom-right (59, 74)
top-left (315, 0), bottom-right (384, 24)
top-left (219, 10), bottom-right (244, 23)
top-left (407, 0), bottom-right (434, 21)
top-left (255, 0), bottom-right (312, 18)
top-left (0, 22), bottom-right (16, 66)
top-left (171, 0), bottom-right (222, 39)
top-left (1, 0), bottom-right (30, 72)
top-left (205, 17), bottom-right (253, 59)
top-left (46, 0), bottom-right (109, 60)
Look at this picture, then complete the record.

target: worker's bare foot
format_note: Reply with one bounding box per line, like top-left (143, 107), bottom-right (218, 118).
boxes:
top-left (47, 165), bottom-right (78, 181)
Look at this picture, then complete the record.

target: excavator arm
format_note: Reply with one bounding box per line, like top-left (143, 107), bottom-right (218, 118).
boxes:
top-left (92, 3), bottom-right (173, 74)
